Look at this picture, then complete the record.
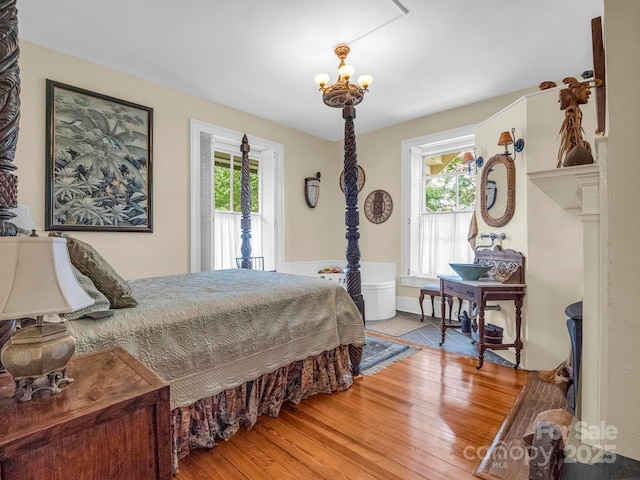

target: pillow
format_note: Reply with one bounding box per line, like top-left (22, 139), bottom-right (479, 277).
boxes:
top-left (65, 265), bottom-right (112, 320)
top-left (49, 232), bottom-right (138, 308)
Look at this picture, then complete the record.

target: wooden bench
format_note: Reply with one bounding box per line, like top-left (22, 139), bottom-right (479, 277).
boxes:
top-left (419, 284), bottom-right (461, 322)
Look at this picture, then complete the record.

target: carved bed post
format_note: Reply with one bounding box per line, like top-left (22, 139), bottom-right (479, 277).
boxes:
top-left (0, 0), bottom-right (21, 366)
top-left (343, 105), bottom-right (364, 376)
top-left (239, 134), bottom-right (252, 268)
top-left (0, 0), bottom-right (20, 237)
top-left (342, 106), bottom-right (364, 318)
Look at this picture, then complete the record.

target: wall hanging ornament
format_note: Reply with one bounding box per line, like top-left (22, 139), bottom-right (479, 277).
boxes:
top-left (364, 189), bottom-right (393, 224)
top-left (304, 172), bottom-right (321, 208)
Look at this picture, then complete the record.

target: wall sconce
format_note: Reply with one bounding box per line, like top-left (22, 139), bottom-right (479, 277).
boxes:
top-left (498, 128), bottom-right (525, 161)
top-left (463, 148), bottom-right (484, 175)
top-left (304, 172), bottom-right (321, 208)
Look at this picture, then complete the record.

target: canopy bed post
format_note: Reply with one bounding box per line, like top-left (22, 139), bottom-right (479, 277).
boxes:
top-left (239, 134), bottom-right (252, 268)
top-left (342, 105), bottom-right (364, 320)
top-left (0, 0), bottom-right (21, 364)
top-left (314, 44), bottom-right (371, 376)
top-left (343, 105), bottom-right (364, 376)
top-left (0, 0), bottom-right (20, 237)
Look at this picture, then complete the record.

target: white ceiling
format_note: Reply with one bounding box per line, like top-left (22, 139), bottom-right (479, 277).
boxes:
top-left (18, 0), bottom-right (603, 141)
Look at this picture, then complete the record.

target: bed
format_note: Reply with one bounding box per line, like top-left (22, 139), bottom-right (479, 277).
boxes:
top-left (65, 267), bottom-right (366, 472)
top-left (0, 4), bottom-right (369, 472)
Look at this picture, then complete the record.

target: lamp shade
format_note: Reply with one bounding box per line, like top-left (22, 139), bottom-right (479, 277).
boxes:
top-left (357, 74), bottom-right (372, 89)
top-left (498, 131), bottom-right (514, 146)
top-left (314, 72), bottom-right (330, 87)
top-left (11, 204), bottom-right (40, 231)
top-left (463, 151), bottom-right (475, 163)
top-left (0, 237), bottom-right (94, 320)
top-left (338, 64), bottom-right (354, 80)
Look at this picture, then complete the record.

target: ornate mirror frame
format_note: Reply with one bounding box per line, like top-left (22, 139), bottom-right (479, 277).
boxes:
top-left (480, 154), bottom-right (516, 227)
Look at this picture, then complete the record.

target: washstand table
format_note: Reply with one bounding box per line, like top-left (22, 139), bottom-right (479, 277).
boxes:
top-left (438, 246), bottom-right (526, 369)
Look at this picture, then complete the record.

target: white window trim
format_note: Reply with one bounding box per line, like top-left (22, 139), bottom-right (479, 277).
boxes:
top-left (190, 119), bottom-right (284, 273)
top-left (400, 124), bottom-right (476, 287)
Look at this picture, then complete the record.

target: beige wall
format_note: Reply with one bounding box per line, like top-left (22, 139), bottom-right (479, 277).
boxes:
top-left (16, 41), bottom-right (341, 279)
top-left (17, 40), bottom-right (531, 286)
top-left (474, 90), bottom-right (597, 370)
top-left (345, 89), bottom-right (534, 288)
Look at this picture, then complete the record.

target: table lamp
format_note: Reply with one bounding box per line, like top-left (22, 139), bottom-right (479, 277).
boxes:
top-left (11, 204), bottom-right (40, 236)
top-left (0, 237), bottom-right (94, 401)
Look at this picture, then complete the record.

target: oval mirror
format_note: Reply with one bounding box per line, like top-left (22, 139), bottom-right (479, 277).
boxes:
top-left (480, 154), bottom-right (515, 227)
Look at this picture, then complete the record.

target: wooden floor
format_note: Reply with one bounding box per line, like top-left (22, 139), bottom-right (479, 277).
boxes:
top-left (175, 337), bottom-right (529, 480)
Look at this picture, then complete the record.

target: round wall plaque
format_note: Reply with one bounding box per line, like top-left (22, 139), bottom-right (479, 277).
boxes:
top-left (339, 165), bottom-right (365, 193)
top-left (364, 189), bottom-right (393, 224)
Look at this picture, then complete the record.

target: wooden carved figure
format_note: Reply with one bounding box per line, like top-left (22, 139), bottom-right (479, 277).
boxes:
top-left (556, 76), bottom-right (601, 168)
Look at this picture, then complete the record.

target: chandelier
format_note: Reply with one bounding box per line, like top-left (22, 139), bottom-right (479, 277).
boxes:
top-left (314, 44), bottom-right (372, 108)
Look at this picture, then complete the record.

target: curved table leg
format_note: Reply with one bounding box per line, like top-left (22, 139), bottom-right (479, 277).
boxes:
top-left (476, 305), bottom-right (486, 369)
top-left (514, 297), bottom-right (523, 369)
top-left (419, 290), bottom-right (425, 321)
top-left (439, 292), bottom-right (447, 346)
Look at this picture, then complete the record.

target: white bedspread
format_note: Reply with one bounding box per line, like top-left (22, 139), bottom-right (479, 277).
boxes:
top-left (67, 269), bottom-right (366, 409)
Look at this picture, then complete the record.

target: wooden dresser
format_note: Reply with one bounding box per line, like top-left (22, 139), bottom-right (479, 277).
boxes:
top-left (0, 347), bottom-right (171, 480)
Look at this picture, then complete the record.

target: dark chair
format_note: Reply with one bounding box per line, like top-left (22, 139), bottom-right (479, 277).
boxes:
top-left (235, 256), bottom-right (265, 270)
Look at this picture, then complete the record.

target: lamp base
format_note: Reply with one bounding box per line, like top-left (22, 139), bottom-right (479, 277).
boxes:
top-left (0, 323), bottom-right (76, 401)
top-left (12, 367), bottom-right (74, 402)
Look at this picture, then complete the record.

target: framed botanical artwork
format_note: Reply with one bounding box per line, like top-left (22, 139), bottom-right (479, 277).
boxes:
top-left (45, 80), bottom-right (153, 232)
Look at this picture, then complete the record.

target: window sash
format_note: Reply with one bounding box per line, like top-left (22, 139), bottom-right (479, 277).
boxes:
top-left (401, 125), bottom-right (476, 280)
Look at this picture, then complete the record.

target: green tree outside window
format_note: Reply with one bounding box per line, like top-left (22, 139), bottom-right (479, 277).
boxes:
top-left (425, 155), bottom-right (475, 212)
top-left (214, 152), bottom-right (259, 213)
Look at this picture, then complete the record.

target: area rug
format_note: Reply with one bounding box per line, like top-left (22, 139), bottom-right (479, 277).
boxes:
top-left (360, 335), bottom-right (421, 375)
top-left (366, 312), bottom-right (427, 337)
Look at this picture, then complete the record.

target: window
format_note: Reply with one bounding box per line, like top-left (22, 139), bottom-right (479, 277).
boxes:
top-left (213, 152), bottom-right (259, 213)
top-left (190, 120), bottom-right (283, 272)
top-left (401, 125), bottom-right (476, 285)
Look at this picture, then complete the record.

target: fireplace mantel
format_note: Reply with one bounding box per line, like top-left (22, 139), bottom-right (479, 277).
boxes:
top-left (527, 163), bottom-right (600, 211)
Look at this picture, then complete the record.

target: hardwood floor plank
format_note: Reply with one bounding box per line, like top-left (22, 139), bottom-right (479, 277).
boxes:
top-left (282, 404), bottom-right (475, 480)
top-left (298, 386), bottom-right (484, 467)
top-left (248, 414), bottom-right (381, 480)
top-left (178, 448), bottom-right (247, 480)
top-left (175, 345), bottom-right (527, 480)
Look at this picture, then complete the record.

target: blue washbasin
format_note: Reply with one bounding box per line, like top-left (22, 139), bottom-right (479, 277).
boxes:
top-left (449, 263), bottom-right (492, 281)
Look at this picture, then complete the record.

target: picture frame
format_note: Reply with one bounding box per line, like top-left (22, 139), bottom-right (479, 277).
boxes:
top-left (45, 80), bottom-right (153, 232)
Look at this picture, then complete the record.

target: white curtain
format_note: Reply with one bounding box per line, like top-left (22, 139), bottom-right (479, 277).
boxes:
top-left (214, 211), bottom-right (263, 269)
top-left (420, 210), bottom-right (474, 276)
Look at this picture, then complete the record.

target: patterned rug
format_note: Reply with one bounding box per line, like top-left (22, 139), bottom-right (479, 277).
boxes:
top-left (360, 335), bottom-right (420, 375)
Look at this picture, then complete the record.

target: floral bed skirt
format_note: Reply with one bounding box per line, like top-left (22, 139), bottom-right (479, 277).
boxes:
top-left (170, 344), bottom-right (354, 473)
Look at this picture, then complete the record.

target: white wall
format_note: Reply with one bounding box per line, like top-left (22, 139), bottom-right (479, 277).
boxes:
top-left (601, 0), bottom-right (640, 461)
